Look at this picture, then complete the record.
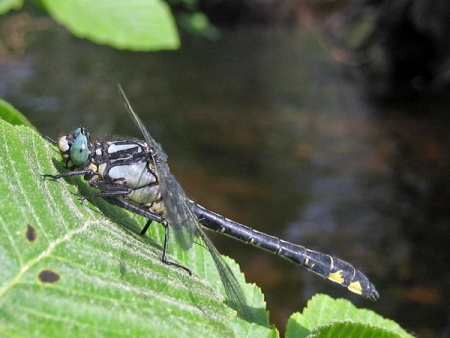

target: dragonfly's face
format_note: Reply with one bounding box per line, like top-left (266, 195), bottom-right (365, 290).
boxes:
top-left (57, 127), bottom-right (91, 168)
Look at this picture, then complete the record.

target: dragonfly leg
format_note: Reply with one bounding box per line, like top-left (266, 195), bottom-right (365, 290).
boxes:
top-left (42, 169), bottom-right (93, 180)
top-left (103, 197), bottom-right (192, 276)
top-left (160, 223), bottom-right (192, 275)
top-left (140, 219), bottom-right (152, 235)
top-left (42, 135), bottom-right (57, 144)
top-left (81, 180), bottom-right (132, 200)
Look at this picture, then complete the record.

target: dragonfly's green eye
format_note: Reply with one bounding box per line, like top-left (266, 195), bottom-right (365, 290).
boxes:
top-left (70, 130), bottom-right (89, 166)
top-left (56, 127), bottom-right (90, 168)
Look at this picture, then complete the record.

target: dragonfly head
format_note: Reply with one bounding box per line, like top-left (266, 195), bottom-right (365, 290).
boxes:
top-left (57, 127), bottom-right (91, 168)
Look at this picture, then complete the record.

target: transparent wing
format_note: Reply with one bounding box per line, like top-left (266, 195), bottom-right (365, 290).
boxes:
top-left (117, 85), bottom-right (250, 318)
top-left (159, 158), bottom-right (251, 317)
top-left (158, 161), bottom-right (197, 249)
top-left (117, 85), bottom-right (194, 250)
top-left (159, 164), bottom-right (251, 318)
top-left (196, 230), bottom-right (252, 319)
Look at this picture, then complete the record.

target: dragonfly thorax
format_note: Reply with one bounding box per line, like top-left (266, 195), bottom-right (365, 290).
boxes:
top-left (96, 140), bottom-right (163, 211)
top-left (57, 129), bottom-right (165, 215)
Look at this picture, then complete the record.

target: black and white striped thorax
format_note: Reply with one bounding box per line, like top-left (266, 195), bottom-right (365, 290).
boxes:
top-left (87, 140), bottom-right (165, 215)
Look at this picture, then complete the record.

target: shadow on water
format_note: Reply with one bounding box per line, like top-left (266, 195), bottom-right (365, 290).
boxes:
top-left (1, 12), bottom-right (450, 337)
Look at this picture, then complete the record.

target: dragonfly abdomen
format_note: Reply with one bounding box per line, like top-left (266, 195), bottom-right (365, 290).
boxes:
top-left (190, 202), bottom-right (379, 301)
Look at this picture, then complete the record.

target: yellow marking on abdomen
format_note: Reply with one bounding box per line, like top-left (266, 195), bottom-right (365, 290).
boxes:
top-left (328, 270), bottom-right (344, 284)
top-left (348, 281), bottom-right (363, 295)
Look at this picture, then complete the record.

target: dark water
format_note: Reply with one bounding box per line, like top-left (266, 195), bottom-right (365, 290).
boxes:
top-left (1, 12), bottom-right (450, 337)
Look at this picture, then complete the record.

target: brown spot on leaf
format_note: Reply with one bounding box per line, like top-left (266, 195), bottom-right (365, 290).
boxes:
top-left (25, 224), bottom-right (37, 242)
top-left (38, 269), bottom-right (60, 283)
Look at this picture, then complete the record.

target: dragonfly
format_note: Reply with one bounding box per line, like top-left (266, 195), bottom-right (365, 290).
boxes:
top-left (43, 86), bottom-right (379, 318)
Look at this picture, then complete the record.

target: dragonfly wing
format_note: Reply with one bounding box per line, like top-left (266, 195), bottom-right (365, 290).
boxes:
top-left (118, 85), bottom-right (194, 250)
top-left (158, 162), bottom-right (196, 250)
top-left (118, 85), bottom-right (250, 317)
top-left (161, 171), bottom-right (251, 317)
top-left (117, 85), bottom-right (168, 161)
top-left (196, 229), bottom-right (252, 320)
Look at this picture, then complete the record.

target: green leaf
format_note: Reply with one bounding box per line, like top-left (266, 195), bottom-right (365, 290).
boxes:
top-left (0, 99), bottom-right (35, 130)
top-left (286, 294), bottom-right (413, 338)
top-left (0, 0), bottom-right (22, 14)
top-left (40, 0), bottom-right (179, 51)
top-left (0, 118), bottom-right (275, 337)
top-left (309, 321), bottom-right (404, 338)
top-left (178, 12), bottom-right (220, 40)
